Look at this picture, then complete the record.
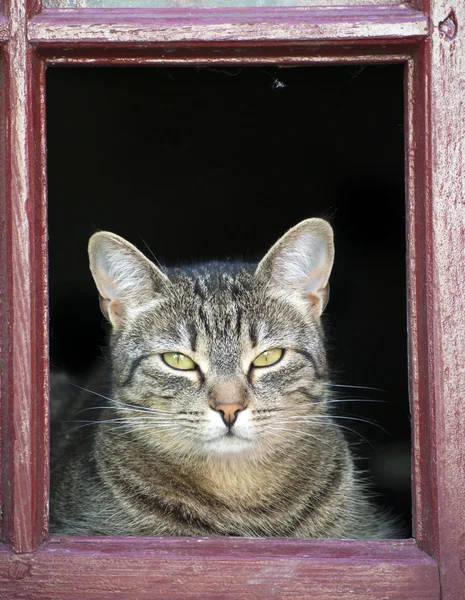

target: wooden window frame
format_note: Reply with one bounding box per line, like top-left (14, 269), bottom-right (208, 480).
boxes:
top-left (0, 0), bottom-right (463, 597)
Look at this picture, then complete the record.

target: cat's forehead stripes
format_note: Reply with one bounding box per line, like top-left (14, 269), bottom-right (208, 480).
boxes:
top-left (138, 266), bottom-right (321, 359)
top-left (168, 268), bottom-right (255, 345)
top-left (186, 321), bottom-right (198, 353)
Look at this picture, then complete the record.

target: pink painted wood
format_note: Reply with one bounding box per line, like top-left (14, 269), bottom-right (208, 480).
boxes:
top-left (29, 6), bottom-right (428, 45)
top-left (0, 16), bottom-right (9, 41)
top-left (0, 0), bottom-right (49, 554)
top-left (0, 537), bottom-right (439, 598)
top-left (40, 0), bottom-right (417, 9)
top-left (1, 0), bottom-right (464, 597)
top-left (37, 48), bottom-right (418, 66)
top-left (406, 0), bottom-right (465, 597)
top-left (28, 6), bottom-right (428, 65)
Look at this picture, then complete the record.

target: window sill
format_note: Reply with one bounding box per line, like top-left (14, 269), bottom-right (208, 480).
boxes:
top-left (0, 537), bottom-right (439, 598)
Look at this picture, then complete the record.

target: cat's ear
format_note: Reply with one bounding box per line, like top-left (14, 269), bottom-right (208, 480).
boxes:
top-left (88, 232), bottom-right (170, 327)
top-left (255, 218), bottom-right (334, 316)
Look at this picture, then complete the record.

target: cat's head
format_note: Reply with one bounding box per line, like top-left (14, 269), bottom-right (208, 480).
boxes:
top-left (88, 219), bottom-right (334, 460)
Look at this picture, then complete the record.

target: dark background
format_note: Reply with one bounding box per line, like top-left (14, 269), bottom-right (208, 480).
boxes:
top-left (46, 64), bottom-right (411, 534)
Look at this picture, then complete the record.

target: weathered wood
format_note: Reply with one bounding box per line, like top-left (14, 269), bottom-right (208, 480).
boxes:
top-left (28, 6), bottom-right (428, 45)
top-left (0, 0), bottom-right (49, 554)
top-left (41, 0), bottom-right (410, 9)
top-left (405, 50), bottom-right (436, 553)
top-left (0, 538), bottom-right (440, 599)
top-left (406, 0), bottom-right (465, 598)
top-left (0, 16), bottom-right (9, 41)
top-left (36, 46), bottom-right (419, 66)
top-left (1, 0), bottom-right (464, 596)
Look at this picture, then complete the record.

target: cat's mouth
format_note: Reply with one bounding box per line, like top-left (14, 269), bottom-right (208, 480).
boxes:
top-left (202, 427), bottom-right (255, 455)
top-left (211, 428), bottom-right (251, 441)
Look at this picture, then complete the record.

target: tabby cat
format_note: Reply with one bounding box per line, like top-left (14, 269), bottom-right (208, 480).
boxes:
top-left (50, 218), bottom-right (394, 538)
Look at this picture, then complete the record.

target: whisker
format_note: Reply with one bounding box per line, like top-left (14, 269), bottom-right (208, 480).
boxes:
top-left (323, 383), bottom-right (386, 392)
top-left (273, 398), bottom-right (387, 412)
top-left (330, 424), bottom-right (374, 448)
top-left (138, 235), bottom-right (165, 271)
top-left (261, 425), bottom-right (333, 447)
top-left (69, 416), bottom-right (182, 424)
top-left (104, 423), bottom-right (186, 433)
top-left (73, 405), bottom-right (177, 417)
top-left (69, 384), bottom-right (178, 416)
top-left (261, 416), bottom-right (376, 448)
top-left (68, 384), bottom-right (140, 410)
top-left (112, 400), bottom-right (176, 415)
top-left (325, 399), bottom-right (388, 405)
top-left (63, 415), bottom-right (187, 433)
top-left (62, 420), bottom-right (123, 433)
top-left (277, 414), bottom-right (389, 435)
top-left (70, 383), bottom-right (115, 403)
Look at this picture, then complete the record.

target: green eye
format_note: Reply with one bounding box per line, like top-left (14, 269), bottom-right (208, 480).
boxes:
top-left (252, 348), bottom-right (284, 368)
top-left (162, 352), bottom-right (196, 371)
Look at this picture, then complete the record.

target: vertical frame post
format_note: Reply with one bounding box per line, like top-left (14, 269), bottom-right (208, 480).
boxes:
top-left (407, 0), bottom-right (465, 596)
top-left (0, 0), bottom-right (49, 553)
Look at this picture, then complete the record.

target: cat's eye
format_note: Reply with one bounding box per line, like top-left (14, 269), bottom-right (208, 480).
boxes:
top-left (162, 352), bottom-right (197, 371)
top-left (252, 348), bottom-right (284, 368)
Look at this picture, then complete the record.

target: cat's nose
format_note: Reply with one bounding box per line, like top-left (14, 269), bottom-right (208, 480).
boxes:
top-left (214, 403), bottom-right (245, 427)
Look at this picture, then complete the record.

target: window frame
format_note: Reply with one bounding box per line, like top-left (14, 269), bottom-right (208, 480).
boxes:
top-left (1, 0), bottom-right (464, 597)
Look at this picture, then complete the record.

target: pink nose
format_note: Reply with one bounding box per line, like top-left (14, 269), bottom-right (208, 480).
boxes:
top-left (214, 403), bottom-right (244, 427)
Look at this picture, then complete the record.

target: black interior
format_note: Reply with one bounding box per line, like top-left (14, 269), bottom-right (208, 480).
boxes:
top-left (47, 64), bottom-right (410, 534)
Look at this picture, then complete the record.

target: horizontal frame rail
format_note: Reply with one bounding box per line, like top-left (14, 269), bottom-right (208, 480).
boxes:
top-left (29, 5), bottom-right (428, 46)
top-left (0, 537), bottom-right (439, 599)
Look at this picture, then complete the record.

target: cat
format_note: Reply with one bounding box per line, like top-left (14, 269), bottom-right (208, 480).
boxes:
top-left (50, 218), bottom-right (396, 538)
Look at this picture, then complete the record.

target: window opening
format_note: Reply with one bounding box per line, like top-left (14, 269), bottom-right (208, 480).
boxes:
top-left (46, 64), bottom-right (410, 536)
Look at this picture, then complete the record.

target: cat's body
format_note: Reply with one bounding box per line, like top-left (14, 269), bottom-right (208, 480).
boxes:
top-left (51, 220), bottom-right (395, 538)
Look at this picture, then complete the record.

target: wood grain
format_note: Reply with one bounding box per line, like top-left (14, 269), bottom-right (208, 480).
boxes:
top-left (41, 0), bottom-right (411, 9)
top-left (406, 0), bottom-right (465, 598)
top-left (28, 6), bottom-right (428, 45)
top-left (0, 16), bottom-right (9, 41)
top-left (0, 0), bottom-right (49, 554)
top-left (2, 0), bottom-right (465, 597)
top-left (0, 538), bottom-right (440, 599)
top-left (36, 46), bottom-right (419, 66)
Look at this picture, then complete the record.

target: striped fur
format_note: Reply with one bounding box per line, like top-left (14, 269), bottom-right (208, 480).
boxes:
top-left (51, 219), bottom-right (396, 538)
